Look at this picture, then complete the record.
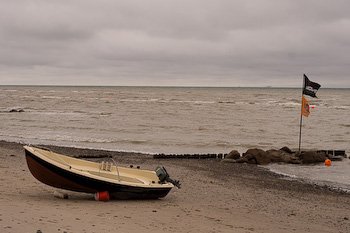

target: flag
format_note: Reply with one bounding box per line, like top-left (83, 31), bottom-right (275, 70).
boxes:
top-left (303, 74), bottom-right (321, 98)
top-left (301, 96), bottom-right (310, 117)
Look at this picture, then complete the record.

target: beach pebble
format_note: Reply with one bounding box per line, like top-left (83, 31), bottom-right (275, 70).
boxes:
top-left (54, 191), bottom-right (69, 199)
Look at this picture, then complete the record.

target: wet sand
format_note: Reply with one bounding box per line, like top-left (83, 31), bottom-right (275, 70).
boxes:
top-left (0, 141), bottom-right (349, 233)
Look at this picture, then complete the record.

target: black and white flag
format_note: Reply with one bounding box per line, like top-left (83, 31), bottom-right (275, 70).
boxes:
top-left (303, 74), bottom-right (321, 98)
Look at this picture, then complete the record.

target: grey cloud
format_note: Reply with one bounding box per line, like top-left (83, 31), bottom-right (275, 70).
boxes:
top-left (0, 0), bottom-right (349, 87)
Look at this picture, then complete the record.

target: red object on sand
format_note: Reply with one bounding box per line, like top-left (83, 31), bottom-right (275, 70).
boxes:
top-left (95, 191), bottom-right (110, 201)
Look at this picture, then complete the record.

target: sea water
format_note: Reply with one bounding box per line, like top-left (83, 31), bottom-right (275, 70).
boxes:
top-left (0, 86), bottom-right (349, 190)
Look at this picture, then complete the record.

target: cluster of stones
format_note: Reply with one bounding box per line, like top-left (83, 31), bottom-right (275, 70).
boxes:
top-left (223, 147), bottom-right (343, 165)
top-left (154, 147), bottom-right (346, 164)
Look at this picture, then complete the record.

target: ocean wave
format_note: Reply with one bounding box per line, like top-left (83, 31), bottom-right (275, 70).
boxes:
top-left (24, 110), bottom-right (87, 117)
top-left (41, 96), bottom-right (66, 99)
top-left (217, 101), bottom-right (235, 104)
top-left (3, 89), bottom-right (18, 92)
top-left (330, 106), bottom-right (350, 110)
top-left (120, 99), bottom-right (159, 103)
top-left (1, 132), bottom-right (150, 145)
top-left (118, 98), bottom-right (217, 105)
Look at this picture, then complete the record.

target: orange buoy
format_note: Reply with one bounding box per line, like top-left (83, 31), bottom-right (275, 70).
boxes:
top-left (325, 159), bottom-right (332, 166)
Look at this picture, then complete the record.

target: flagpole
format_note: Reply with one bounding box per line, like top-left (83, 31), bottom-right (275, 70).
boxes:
top-left (298, 99), bottom-right (303, 153)
top-left (298, 75), bottom-right (304, 153)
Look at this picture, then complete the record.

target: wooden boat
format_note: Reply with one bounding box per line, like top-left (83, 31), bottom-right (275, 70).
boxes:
top-left (24, 146), bottom-right (178, 199)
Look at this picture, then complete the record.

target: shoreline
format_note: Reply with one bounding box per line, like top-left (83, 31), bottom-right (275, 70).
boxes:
top-left (264, 165), bottom-right (350, 195)
top-left (1, 140), bottom-right (349, 232)
top-left (4, 139), bottom-right (349, 194)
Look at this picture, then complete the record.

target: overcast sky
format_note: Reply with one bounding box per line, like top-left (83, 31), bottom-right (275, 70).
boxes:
top-left (0, 0), bottom-right (349, 87)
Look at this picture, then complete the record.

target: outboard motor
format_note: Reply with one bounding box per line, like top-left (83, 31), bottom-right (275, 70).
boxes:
top-left (155, 165), bottom-right (181, 188)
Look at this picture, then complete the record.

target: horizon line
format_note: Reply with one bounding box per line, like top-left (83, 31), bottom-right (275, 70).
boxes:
top-left (1, 84), bottom-right (350, 89)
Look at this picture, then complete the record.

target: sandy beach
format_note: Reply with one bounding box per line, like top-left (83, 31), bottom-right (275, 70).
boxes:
top-left (1, 141), bottom-right (349, 233)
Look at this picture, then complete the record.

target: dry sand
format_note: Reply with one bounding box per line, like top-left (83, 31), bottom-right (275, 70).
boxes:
top-left (0, 141), bottom-right (349, 233)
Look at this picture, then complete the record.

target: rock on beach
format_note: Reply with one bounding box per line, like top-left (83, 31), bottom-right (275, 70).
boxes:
top-left (226, 146), bottom-right (337, 165)
top-left (226, 150), bottom-right (240, 160)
